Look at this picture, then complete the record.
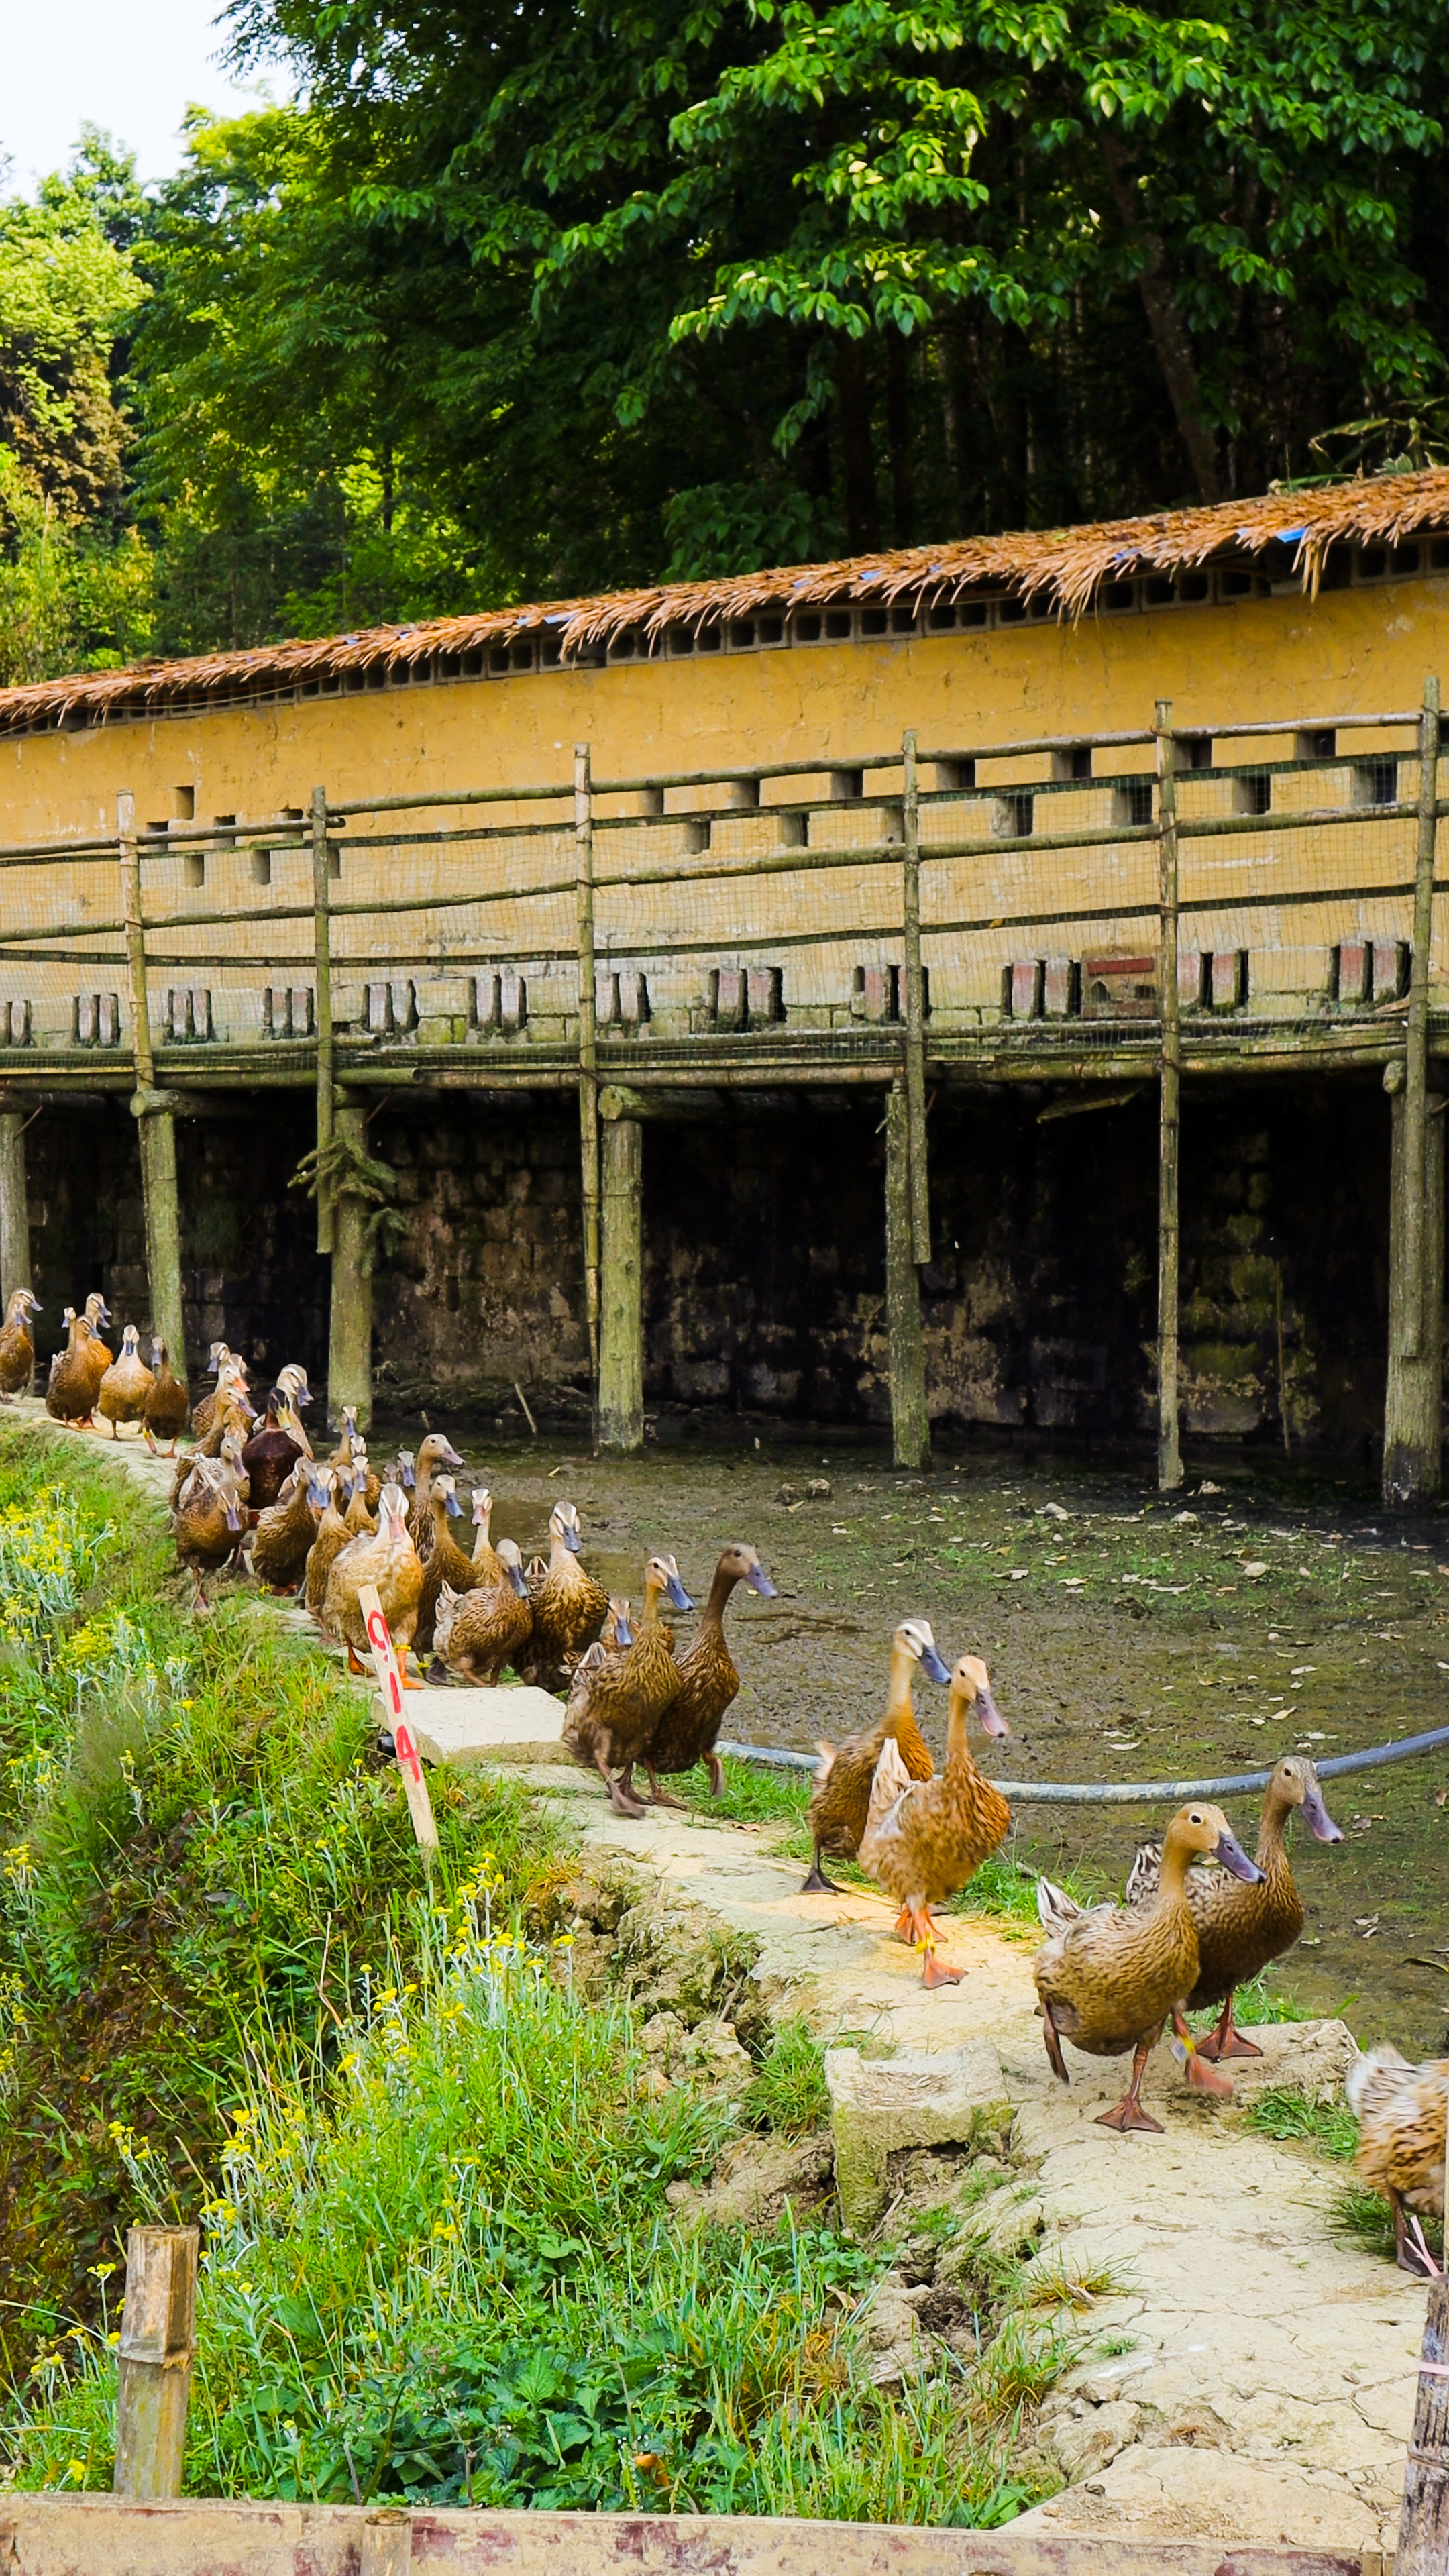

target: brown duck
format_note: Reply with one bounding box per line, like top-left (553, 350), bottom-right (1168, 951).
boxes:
top-left (305, 1468), bottom-right (354, 1619)
top-left (858, 1653), bottom-right (1010, 1986)
top-left (253, 1459), bottom-right (331, 1594)
top-left (407, 1432), bottom-right (465, 1560)
top-left (323, 1481), bottom-right (425, 1676)
top-left (563, 1599), bottom-right (635, 1728)
top-left (96, 1324), bottom-right (154, 1438)
top-left (191, 1344), bottom-right (246, 1442)
top-left (1125, 1756), bottom-right (1342, 2061)
top-left (521, 1501), bottom-right (609, 1691)
top-left (629, 1541), bottom-right (777, 1805)
top-left (46, 1310), bottom-right (109, 1427)
top-left (142, 1339), bottom-right (189, 1454)
top-left (802, 1618), bottom-right (949, 1894)
top-left (1346, 2046), bottom-right (1449, 2275)
top-left (1034, 1803), bottom-right (1263, 2134)
top-left (175, 1454), bottom-right (247, 1611)
top-left (0, 1287), bottom-right (40, 1397)
top-left (241, 1393), bottom-right (307, 1510)
top-left (433, 1538), bottom-right (533, 1684)
top-left (415, 1474), bottom-right (480, 1656)
top-left (170, 1381), bottom-right (254, 1509)
top-left (561, 1554), bottom-right (694, 1817)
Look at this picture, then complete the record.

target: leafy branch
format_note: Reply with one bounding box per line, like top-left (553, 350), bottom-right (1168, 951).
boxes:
top-left (290, 1136), bottom-right (407, 1274)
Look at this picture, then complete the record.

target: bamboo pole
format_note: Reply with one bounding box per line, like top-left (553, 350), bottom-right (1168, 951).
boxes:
top-left (313, 783), bottom-right (335, 1256)
top-left (1398, 2273), bottom-right (1449, 2575)
top-left (1398, 676), bottom-right (1442, 1362)
top-left (0, 1110), bottom-right (31, 1311)
top-left (901, 728), bottom-right (931, 1263)
top-left (1155, 701), bottom-right (1183, 1493)
top-left (327, 1097), bottom-right (374, 1432)
top-left (113, 2224), bottom-right (198, 2499)
top-left (119, 794), bottom-right (188, 1383)
top-left (885, 1081), bottom-right (930, 1469)
top-left (598, 1108), bottom-right (644, 1452)
top-left (576, 744), bottom-right (601, 1424)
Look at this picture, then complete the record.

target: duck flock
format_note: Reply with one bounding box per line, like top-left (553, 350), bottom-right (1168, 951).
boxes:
top-left (3, 1284), bottom-right (1444, 2274)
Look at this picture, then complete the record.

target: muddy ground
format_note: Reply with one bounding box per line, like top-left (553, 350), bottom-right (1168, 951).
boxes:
top-left (372, 1411), bottom-right (1449, 2053)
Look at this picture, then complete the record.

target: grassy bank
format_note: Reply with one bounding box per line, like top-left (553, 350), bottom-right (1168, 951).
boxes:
top-left (0, 1428), bottom-right (1071, 2524)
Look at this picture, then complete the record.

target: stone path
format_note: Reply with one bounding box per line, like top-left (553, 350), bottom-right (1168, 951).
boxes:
top-left (15, 1401), bottom-right (1423, 2556)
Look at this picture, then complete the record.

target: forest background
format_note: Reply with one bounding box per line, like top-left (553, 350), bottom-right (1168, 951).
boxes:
top-left (5, 0), bottom-right (1449, 688)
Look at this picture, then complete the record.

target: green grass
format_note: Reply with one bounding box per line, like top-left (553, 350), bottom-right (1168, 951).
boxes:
top-left (1220, 1974), bottom-right (1314, 2029)
top-left (678, 1758), bottom-right (812, 1826)
top-left (744, 2017), bottom-right (829, 2136)
top-left (1243, 2084), bottom-right (1358, 2159)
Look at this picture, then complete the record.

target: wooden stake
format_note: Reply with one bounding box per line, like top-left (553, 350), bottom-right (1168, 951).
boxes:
top-left (1155, 701), bottom-right (1183, 1492)
top-left (313, 783), bottom-right (335, 1256)
top-left (358, 1581), bottom-right (439, 1855)
top-left (0, 1110), bottom-right (32, 1313)
top-left (1385, 1072), bottom-right (1444, 1503)
top-left (576, 744), bottom-right (601, 1427)
top-left (327, 1098), bottom-right (374, 1432)
top-left (113, 2224), bottom-right (198, 2500)
top-left (598, 1109), bottom-right (644, 1452)
top-left (885, 1081), bottom-right (930, 1469)
top-left (1397, 2275), bottom-right (1449, 2575)
top-left (119, 794), bottom-right (188, 1384)
top-left (1399, 674), bottom-right (1442, 1362)
top-left (902, 728), bottom-right (931, 1263)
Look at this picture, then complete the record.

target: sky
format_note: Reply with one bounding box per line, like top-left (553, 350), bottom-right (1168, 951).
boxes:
top-left (1, 0), bottom-right (276, 191)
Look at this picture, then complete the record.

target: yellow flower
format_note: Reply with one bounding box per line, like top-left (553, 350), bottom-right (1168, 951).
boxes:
top-left (66, 2459), bottom-right (87, 2484)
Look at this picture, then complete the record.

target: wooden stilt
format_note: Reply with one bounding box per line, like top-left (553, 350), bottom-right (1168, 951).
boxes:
top-left (885, 1080), bottom-right (930, 1469)
top-left (312, 782), bottom-right (335, 1257)
top-left (1384, 1070), bottom-right (1444, 1503)
top-left (598, 1108), bottom-right (644, 1452)
top-left (575, 744), bottom-right (601, 1438)
top-left (0, 1109), bottom-right (32, 1309)
top-left (113, 2224), bottom-right (198, 2500)
top-left (1397, 2277), bottom-right (1449, 2574)
top-left (119, 793), bottom-right (188, 1383)
top-left (1155, 701), bottom-right (1183, 1491)
top-left (327, 1098), bottom-right (374, 1432)
top-left (901, 728), bottom-right (931, 1263)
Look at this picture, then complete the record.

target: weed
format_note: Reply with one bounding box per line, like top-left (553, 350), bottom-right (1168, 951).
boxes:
top-left (1332, 2182), bottom-right (1411, 2265)
top-left (744, 2019), bottom-right (829, 2137)
top-left (1243, 2085), bottom-right (1358, 2161)
top-left (1220, 1975), bottom-right (1313, 2029)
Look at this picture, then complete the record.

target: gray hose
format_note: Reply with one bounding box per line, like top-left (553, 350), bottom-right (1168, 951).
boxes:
top-left (716, 1719), bottom-right (1449, 1804)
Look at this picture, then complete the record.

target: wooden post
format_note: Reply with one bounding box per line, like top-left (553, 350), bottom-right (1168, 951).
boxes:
top-left (327, 1097), bottom-right (374, 1432)
top-left (1397, 2275), bottom-right (1449, 2574)
top-left (113, 2224), bottom-right (197, 2500)
top-left (576, 744), bottom-right (601, 1428)
top-left (885, 1080), bottom-right (930, 1468)
top-left (119, 793), bottom-right (188, 1383)
top-left (598, 1106), bottom-right (644, 1452)
top-left (1155, 702), bottom-right (1183, 1491)
top-left (313, 782), bottom-right (335, 1256)
top-left (1397, 674), bottom-right (1442, 1362)
top-left (1384, 1068), bottom-right (1445, 1503)
top-left (901, 728), bottom-right (931, 1263)
top-left (0, 1110), bottom-right (31, 1310)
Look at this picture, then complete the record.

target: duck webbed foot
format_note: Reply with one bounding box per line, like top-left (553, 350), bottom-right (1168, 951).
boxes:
top-left (705, 1752), bottom-right (726, 1799)
top-left (600, 1756), bottom-right (647, 1819)
top-left (1096, 2035), bottom-right (1163, 2135)
top-left (642, 1762), bottom-right (686, 1810)
top-left (800, 1851), bottom-right (841, 1894)
top-left (1393, 2191), bottom-right (1443, 2277)
top-left (1193, 1990), bottom-right (1262, 2062)
top-left (345, 1642), bottom-right (366, 1674)
top-left (1040, 2002), bottom-right (1070, 2086)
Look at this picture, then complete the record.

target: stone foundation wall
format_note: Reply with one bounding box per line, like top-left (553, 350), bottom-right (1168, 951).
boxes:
top-left (22, 1076), bottom-right (1403, 1456)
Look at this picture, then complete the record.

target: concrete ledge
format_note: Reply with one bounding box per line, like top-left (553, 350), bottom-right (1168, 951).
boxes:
top-left (826, 2039), bottom-right (1008, 2231)
top-left (377, 1681), bottom-right (570, 1767)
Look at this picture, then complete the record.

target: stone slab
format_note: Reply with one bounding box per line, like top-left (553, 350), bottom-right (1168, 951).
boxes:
top-left (826, 2037), bottom-right (1009, 2229)
top-left (377, 1682), bottom-right (571, 1767)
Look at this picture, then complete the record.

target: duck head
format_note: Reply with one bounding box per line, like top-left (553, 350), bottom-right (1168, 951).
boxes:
top-left (496, 1537), bottom-right (530, 1598)
top-left (276, 1363), bottom-right (311, 1409)
top-left (305, 1463), bottom-right (335, 1516)
top-left (718, 1540), bottom-right (777, 1598)
top-left (433, 1473), bottom-right (464, 1519)
top-left (472, 1487), bottom-right (492, 1538)
top-left (394, 1448), bottom-right (417, 1490)
top-left (150, 1336), bottom-right (166, 1370)
top-left (895, 1617), bottom-right (951, 1687)
top-left (85, 1293), bottom-right (111, 1330)
top-left (606, 1595), bottom-right (634, 1648)
top-left (379, 1481), bottom-right (411, 1541)
top-left (7, 1289), bottom-right (39, 1324)
top-left (551, 1500), bottom-right (583, 1553)
top-left (119, 1324), bottom-right (142, 1359)
top-left (1166, 1802), bottom-right (1263, 1882)
top-left (950, 1651), bottom-right (1008, 1739)
top-left (646, 1553), bottom-right (694, 1613)
top-left (1271, 1754), bottom-right (1342, 1843)
top-left (419, 1431), bottom-right (464, 1474)
top-left (207, 1340), bottom-right (231, 1374)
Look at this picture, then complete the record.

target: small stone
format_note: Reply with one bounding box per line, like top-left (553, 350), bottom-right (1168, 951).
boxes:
top-left (1242, 1560), bottom-right (1269, 1579)
top-left (806, 1477), bottom-right (833, 1500)
top-left (1040, 1501), bottom-right (1070, 1520)
top-left (1172, 1509), bottom-right (1200, 1527)
top-left (775, 1481), bottom-right (802, 1505)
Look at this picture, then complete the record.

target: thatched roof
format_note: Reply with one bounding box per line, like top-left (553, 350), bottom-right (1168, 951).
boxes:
top-left (5, 468), bottom-right (1449, 738)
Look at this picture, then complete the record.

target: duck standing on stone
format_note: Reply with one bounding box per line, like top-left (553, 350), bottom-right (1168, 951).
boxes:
top-left (858, 1652), bottom-right (1010, 1986)
top-left (46, 1309), bottom-right (110, 1428)
top-left (1034, 1803), bottom-right (1262, 2134)
top-left (0, 1287), bottom-right (40, 1399)
top-left (802, 1619), bottom-right (949, 1894)
top-left (142, 1340), bottom-right (189, 1455)
top-left (96, 1324), bottom-right (154, 1438)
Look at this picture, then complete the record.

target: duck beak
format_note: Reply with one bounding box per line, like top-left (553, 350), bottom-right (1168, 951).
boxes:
top-left (977, 1686), bottom-right (1009, 1740)
top-left (747, 1565), bottom-right (777, 1597)
top-left (1301, 1785), bottom-right (1343, 1843)
top-left (224, 1501), bottom-right (241, 1533)
top-left (1214, 1830), bottom-right (1263, 1883)
top-left (441, 1440), bottom-right (464, 1467)
top-left (614, 1610), bottom-right (634, 1647)
top-left (665, 1571), bottom-right (694, 1612)
top-left (508, 1561), bottom-right (529, 1598)
top-left (445, 1490), bottom-right (462, 1517)
top-left (921, 1643), bottom-right (951, 1686)
top-left (563, 1523), bottom-right (582, 1553)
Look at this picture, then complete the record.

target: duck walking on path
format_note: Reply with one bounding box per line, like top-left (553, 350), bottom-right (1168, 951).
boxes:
top-left (1346, 2047), bottom-right (1449, 2277)
top-left (858, 1652), bottom-right (1010, 1987)
top-left (0, 1289), bottom-right (40, 1399)
top-left (521, 1501), bottom-right (608, 1691)
top-left (561, 1554), bottom-right (694, 1818)
top-left (802, 1618), bottom-right (948, 1894)
top-left (1125, 1755), bottom-right (1342, 2062)
top-left (1034, 1803), bottom-right (1263, 2135)
top-left (142, 1339), bottom-right (189, 1454)
top-left (96, 1324), bottom-right (154, 1438)
top-left (631, 1541), bottom-right (777, 1806)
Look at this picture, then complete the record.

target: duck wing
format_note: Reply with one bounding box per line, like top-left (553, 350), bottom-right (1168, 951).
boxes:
top-left (1036, 1876), bottom-right (1087, 1937)
top-left (858, 1735), bottom-right (914, 1874)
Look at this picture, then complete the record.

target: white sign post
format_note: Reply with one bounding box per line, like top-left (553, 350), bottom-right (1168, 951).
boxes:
top-left (358, 1581), bottom-right (439, 1854)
